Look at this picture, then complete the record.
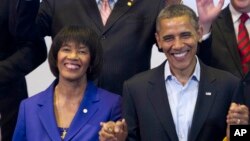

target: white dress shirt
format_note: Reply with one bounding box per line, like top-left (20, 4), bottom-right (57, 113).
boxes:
top-left (164, 56), bottom-right (200, 141)
top-left (96, 0), bottom-right (117, 10)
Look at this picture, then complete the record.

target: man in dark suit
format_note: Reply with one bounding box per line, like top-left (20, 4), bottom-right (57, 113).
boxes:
top-left (196, 0), bottom-right (250, 140)
top-left (122, 5), bottom-right (249, 141)
top-left (0, 0), bottom-right (47, 140)
top-left (16, 0), bottom-right (181, 95)
top-left (197, 0), bottom-right (250, 79)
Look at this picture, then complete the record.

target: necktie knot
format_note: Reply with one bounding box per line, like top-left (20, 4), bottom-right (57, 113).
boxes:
top-left (101, 0), bottom-right (110, 9)
top-left (102, 0), bottom-right (109, 3)
top-left (240, 13), bottom-right (249, 24)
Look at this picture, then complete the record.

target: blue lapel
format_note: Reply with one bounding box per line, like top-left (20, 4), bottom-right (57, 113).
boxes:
top-left (37, 81), bottom-right (62, 141)
top-left (64, 81), bottom-right (100, 141)
top-left (37, 81), bottom-right (100, 141)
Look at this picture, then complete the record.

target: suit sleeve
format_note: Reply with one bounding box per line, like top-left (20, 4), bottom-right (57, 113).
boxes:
top-left (197, 35), bottom-right (213, 66)
top-left (12, 101), bottom-right (27, 141)
top-left (110, 95), bottom-right (122, 121)
top-left (122, 81), bottom-right (141, 141)
top-left (230, 77), bottom-right (244, 105)
top-left (242, 73), bottom-right (250, 108)
top-left (0, 0), bottom-right (47, 85)
top-left (13, 0), bottom-right (40, 40)
top-left (14, 0), bottom-right (52, 40)
top-left (0, 40), bottom-right (47, 85)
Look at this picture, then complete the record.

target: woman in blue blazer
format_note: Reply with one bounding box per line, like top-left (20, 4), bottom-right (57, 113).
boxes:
top-left (12, 25), bottom-right (122, 141)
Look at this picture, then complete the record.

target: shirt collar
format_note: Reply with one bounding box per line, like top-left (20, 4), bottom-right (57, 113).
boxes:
top-left (164, 56), bottom-right (200, 82)
top-left (97, 0), bottom-right (117, 9)
top-left (229, 4), bottom-right (250, 23)
top-left (96, 0), bottom-right (117, 4)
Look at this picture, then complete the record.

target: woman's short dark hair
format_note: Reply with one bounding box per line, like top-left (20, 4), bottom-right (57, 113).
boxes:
top-left (48, 25), bottom-right (102, 81)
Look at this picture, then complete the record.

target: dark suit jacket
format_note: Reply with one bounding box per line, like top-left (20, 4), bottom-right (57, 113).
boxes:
top-left (12, 80), bottom-right (122, 141)
top-left (242, 72), bottom-right (250, 107)
top-left (198, 5), bottom-right (245, 79)
top-left (123, 60), bottom-right (241, 141)
top-left (0, 0), bottom-right (47, 140)
top-left (16, 0), bottom-right (179, 94)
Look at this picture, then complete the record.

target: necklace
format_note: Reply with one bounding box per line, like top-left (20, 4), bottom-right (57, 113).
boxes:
top-left (61, 128), bottom-right (67, 139)
top-left (55, 87), bottom-right (69, 140)
top-left (54, 85), bottom-right (83, 140)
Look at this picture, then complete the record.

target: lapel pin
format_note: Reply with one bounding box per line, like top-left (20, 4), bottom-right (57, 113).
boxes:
top-left (83, 108), bottom-right (88, 113)
top-left (205, 92), bottom-right (212, 96)
top-left (127, 0), bottom-right (133, 7)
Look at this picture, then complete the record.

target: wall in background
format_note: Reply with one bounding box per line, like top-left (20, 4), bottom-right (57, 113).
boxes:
top-left (27, 0), bottom-right (230, 96)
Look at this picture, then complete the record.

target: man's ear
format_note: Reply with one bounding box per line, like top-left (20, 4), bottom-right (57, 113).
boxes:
top-left (197, 25), bottom-right (203, 43)
top-left (155, 33), bottom-right (163, 52)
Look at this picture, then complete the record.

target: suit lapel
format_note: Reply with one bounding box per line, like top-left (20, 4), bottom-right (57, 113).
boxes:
top-left (188, 62), bottom-right (217, 141)
top-left (147, 62), bottom-right (179, 141)
top-left (217, 6), bottom-right (243, 76)
top-left (65, 82), bottom-right (99, 141)
top-left (81, 0), bottom-right (103, 32)
top-left (103, 0), bottom-right (133, 33)
top-left (81, 0), bottom-right (132, 33)
top-left (38, 82), bottom-right (62, 141)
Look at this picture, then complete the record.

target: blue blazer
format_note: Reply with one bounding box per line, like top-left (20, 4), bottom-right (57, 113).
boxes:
top-left (12, 80), bottom-right (122, 141)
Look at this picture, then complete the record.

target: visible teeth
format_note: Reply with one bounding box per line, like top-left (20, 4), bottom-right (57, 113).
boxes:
top-left (174, 52), bottom-right (186, 58)
top-left (65, 64), bottom-right (79, 69)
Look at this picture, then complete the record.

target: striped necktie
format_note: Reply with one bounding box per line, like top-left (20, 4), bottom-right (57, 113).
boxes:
top-left (100, 0), bottom-right (111, 25)
top-left (238, 13), bottom-right (250, 74)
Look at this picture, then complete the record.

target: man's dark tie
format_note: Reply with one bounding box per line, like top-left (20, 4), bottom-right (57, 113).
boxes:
top-left (100, 0), bottom-right (111, 25)
top-left (238, 13), bottom-right (250, 74)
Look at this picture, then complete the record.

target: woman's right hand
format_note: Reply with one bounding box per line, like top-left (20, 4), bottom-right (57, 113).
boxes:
top-left (99, 119), bottom-right (127, 141)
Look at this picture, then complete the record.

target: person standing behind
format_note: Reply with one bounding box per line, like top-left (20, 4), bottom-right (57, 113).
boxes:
top-left (0, 0), bottom-right (47, 140)
top-left (197, 0), bottom-right (250, 118)
top-left (122, 5), bottom-right (249, 141)
top-left (15, 0), bottom-right (181, 95)
top-left (197, 0), bottom-right (250, 79)
top-left (12, 25), bottom-right (122, 141)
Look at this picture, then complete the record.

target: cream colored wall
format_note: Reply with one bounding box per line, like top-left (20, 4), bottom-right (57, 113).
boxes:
top-left (27, 0), bottom-right (230, 96)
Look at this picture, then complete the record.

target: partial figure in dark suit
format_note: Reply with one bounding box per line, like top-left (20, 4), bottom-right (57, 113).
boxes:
top-left (122, 5), bottom-right (249, 141)
top-left (0, 0), bottom-right (47, 140)
top-left (242, 71), bottom-right (250, 107)
top-left (12, 25), bottom-right (122, 141)
top-left (15, 0), bottom-right (181, 95)
top-left (197, 0), bottom-right (250, 79)
top-left (197, 1), bottom-right (250, 140)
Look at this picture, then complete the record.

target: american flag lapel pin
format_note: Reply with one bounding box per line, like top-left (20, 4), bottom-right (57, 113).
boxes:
top-left (205, 92), bottom-right (212, 96)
